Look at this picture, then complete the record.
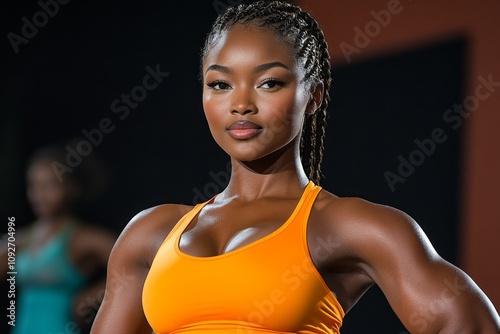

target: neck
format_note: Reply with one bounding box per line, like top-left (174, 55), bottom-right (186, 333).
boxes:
top-left (221, 139), bottom-right (310, 201)
top-left (37, 212), bottom-right (72, 228)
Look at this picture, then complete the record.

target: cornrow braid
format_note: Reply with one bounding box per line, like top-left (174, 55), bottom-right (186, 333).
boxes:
top-left (201, 1), bottom-right (331, 185)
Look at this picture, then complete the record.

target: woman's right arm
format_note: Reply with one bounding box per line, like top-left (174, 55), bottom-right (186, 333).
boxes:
top-left (91, 204), bottom-right (190, 334)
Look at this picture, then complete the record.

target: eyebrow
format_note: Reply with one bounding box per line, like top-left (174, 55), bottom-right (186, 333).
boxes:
top-left (254, 62), bottom-right (291, 73)
top-left (205, 64), bottom-right (231, 74)
top-left (205, 62), bottom-right (291, 74)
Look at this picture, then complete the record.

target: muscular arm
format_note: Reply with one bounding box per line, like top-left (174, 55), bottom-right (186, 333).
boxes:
top-left (91, 204), bottom-right (190, 334)
top-left (322, 198), bottom-right (500, 333)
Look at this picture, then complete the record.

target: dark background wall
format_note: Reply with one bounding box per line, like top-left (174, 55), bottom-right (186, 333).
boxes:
top-left (324, 38), bottom-right (465, 333)
top-left (1, 0), bottom-right (230, 229)
top-left (0, 0), bottom-right (496, 333)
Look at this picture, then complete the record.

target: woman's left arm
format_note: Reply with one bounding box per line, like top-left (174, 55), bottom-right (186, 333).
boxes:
top-left (336, 199), bottom-right (500, 333)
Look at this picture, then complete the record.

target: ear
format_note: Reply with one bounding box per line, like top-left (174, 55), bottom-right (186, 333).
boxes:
top-left (306, 81), bottom-right (324, 115)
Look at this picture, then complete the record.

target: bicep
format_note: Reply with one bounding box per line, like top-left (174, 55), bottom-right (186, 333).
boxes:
top-left (390, 260), bottom-right (500, 333)
top-left (351, 204), bottom-right (499, 332)
top-left (91, 227), bottom-right (153, 333)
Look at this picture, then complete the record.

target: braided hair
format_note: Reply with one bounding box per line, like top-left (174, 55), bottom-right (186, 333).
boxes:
top-left (201, 1), bottom-right (331, 184)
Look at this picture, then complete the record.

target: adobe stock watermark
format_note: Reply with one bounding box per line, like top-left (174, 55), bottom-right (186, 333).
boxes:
top-left (235, 234), bottom-right (341, 331)
top-left (7, 0), bottom-right (71, 54)
top-left (339, 0), bottom-right (414, 63)
top-left (384, 74), bottom-right (499, 192)
top-left (407, 275), bottom-right (468, 333)
top-left (51, 63), bottom-right (169, 182)
top-left (192, 161), bottom-right (231, 204)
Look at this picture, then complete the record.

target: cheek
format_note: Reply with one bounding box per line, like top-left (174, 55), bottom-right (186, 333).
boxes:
top-left (48, 185), bottom-right (66, 202)
top-left (42, 184), bottom-right (66, 205)
top-left (268, 91), bottom-right (308, 134)
top-left (202, 93), bottom-right (228, 146)
top-left (202, 93), bottom-right (215, 117)
top-left (202, 95), bottom-right (220, 128)
top-left (27, 182), bottom-right (66, 209)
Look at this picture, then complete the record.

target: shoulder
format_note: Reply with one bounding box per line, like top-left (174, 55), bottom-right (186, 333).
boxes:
top-left (119, 203), bottom-right (194, 244)
top-left (310, 189), bottom-right (439, 269)
top-left (313, 188), bottom-right (415, 226)
top-left (72, 222), bottom-right (116, 246)
top-left (91, 204), bottom-right (193, 333)
top-left (109, 203), bottom-right (194, 269)
top-left (312, 190), bottom-right (419, 236)
top-left (0, 225), bottom-right (30, 256)
top-left (310, 189), bottom-right (500, 331)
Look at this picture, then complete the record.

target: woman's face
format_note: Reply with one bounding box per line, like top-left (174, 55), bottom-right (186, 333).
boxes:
top-left (27, 160), bottom-right (73, 218)
top-left (202, 24), bottom-right (313, 162)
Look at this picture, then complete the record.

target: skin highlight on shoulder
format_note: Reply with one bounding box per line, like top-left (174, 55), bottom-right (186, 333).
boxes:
top-left (117, 203), bottom-right (194, 267)
top-left (311, 192), bottom-right (440, 264)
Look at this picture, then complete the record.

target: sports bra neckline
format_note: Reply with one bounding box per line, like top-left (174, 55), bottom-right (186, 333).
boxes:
top-left (174, 181), bottom-right (316, 261)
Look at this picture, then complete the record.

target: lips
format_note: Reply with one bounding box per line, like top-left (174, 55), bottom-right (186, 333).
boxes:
top-left (226, 121), bottom-right (263, 139)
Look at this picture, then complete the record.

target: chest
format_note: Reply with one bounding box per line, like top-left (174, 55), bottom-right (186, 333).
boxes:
top-left (179, 198), bottom-right (300, 257)
top-left (142, 196), bottom-right (344, 333)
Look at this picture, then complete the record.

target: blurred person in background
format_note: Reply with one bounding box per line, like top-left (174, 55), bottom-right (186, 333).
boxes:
top-left (1, 145), bottom-right (116, 334)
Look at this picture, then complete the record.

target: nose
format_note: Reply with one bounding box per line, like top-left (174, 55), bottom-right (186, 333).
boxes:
top-left (230, 87), bottom-right (257, 115)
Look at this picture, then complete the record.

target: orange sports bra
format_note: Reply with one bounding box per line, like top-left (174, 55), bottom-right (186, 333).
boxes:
top-left (142, 181), bottom-right (344, 333)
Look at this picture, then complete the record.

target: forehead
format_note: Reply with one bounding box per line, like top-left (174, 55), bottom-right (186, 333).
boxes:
top-left (28, 160), bottom-right (52, 175)
top-left (203, 24), bottom-right (296, 70)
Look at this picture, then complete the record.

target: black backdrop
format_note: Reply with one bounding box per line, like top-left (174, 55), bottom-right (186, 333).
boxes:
top-left (326, 38), bottom-right (465, 332)
top-left (1, 0), bottom-right (464, 333)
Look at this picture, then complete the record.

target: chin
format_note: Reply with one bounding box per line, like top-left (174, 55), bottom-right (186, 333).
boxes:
top-left (225, 151), bottom-right (261, 163)
top-left (216, 132), bottom-right (297, 163)
top-left (229, 147), bottom-right (286, 164)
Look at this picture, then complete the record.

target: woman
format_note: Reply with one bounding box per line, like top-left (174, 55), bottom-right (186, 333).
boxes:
top-left (1, 146), bottom-right (116, 334)
top-left (91, 1), bottom-right (500, 333)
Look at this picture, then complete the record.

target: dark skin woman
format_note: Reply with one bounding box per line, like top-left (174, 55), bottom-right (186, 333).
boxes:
top-left (91, 2), bottom-right (500, 333)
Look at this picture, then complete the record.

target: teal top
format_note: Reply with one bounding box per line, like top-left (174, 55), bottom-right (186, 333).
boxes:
top-left (13, 223), bottom-right (86, 334)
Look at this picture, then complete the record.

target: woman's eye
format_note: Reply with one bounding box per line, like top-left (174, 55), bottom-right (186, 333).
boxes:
top-left (259, 79), bottom-right (286, 90)
top-left (207, 81), bottom-right (231, 90)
